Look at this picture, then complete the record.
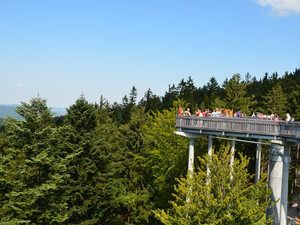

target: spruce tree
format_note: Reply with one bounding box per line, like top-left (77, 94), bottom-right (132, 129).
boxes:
top-left (224, 73), bottom-right (256, 114)
top-left (114, 106), bottom-right (152, 224)
top-left (0, 96), bottom-right (68, 224)
top-left (262, 83), bottom-right (287, 118)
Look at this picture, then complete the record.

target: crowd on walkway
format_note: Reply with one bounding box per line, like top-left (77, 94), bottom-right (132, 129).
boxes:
top-left (178, 107), bottom-right (232, 117)
top-left (178, 107), bottom-right (294, 123)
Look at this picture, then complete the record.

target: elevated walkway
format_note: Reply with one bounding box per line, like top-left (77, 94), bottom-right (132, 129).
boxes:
top-left (175, 115), bottom-right (299, 225)
top-left (175, 115), bottom-right (300, 144)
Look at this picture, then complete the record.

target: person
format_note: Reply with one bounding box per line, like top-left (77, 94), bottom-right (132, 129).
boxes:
top-left (274, 114), bottom-right (279, 122)
top-left (178, 107), bottom-right (183, 116)
top-left (286, 113), bottom-right (294, 123)
top-left (211, 110), bottom-right (216, 117)
top-left (183, 108), bottom-right (191, 116)
top-left (196, 109), bottom-right (202, 116)
top-left (215, 108), bottom-right (221, 117)
top-left (205, 109), bottom-right (209, 117)
top-left (292, 218), bottom-right (295, 225)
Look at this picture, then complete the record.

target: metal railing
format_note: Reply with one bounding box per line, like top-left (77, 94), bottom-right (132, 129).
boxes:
top-left (175, 115), bottom-right (300, 139)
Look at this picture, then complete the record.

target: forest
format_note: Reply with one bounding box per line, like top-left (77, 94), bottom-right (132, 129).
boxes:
top-left (0, 68), bottom-right (300, 224)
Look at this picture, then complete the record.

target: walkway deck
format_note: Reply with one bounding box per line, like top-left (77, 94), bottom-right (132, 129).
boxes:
top-left (175, 115), bottom-right (300, 143)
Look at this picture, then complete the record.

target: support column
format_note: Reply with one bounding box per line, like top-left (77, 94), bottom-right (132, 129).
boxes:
top-left (187, 138), bottom-right (195, 204)
top-left (207, 135), bottom-right (213, 184)
top-left (266, 141), bottom-right (284, 225)
top-left (255, 138), bottom-right (262, 185)
top-left (188, 138), bottom-right (195, 175)
top-left (280, 145), bottom-right (291, 225)
top-left (230, 139), bottom-right (235, 180)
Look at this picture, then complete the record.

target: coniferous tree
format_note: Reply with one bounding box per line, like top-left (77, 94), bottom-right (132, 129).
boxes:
top-left (262, 83), bottom-right (287, 118)
top-left (287, 84), bottom-right (300, 120)
top-left (162, 84), bottom-right (179, 110)
top-left (139, 88), bottom-right (163, 114)
top-left (224, 73), bottom-right (256, 114)
top-left (0, 96), bottom-right (68, 224)
top-left (177, 77), bottom-right (196, 106)
top-left (110, 101), bottom-right (124, 124)
top-left (154, 147), bottom-right (274, 224)
top-left (145, 100), bottom-right (190, 212)
top-left (115, 106), bottom-right (152, 224)
top-left (55, 95), bottom-right (111, 224)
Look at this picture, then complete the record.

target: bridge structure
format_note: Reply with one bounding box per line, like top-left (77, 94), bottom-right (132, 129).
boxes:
top-left (175, 115), bottom-right (300, 225)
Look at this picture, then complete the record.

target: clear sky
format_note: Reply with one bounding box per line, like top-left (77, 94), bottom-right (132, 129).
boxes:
top-left (1, 0), bottom-right (300, 108)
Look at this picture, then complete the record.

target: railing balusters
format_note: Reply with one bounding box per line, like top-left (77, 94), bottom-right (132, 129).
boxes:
top-left (175, 115), bottom-right (300, 139)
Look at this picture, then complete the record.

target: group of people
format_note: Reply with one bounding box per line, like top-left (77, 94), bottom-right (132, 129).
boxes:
top-left (178, 107), bottom-right (295, 123)
top-left (178, 107), bottom-right (230, 117)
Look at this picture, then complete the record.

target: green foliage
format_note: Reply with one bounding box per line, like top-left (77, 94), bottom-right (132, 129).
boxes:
top-left (115, 106), bottom-right (152, 224)
top-left (0, 96), bottom-right (68, 224)
top-left (64, 94), bottom-right (97, 133)
top-left (53, 95), bottom-right (116, 224)
top-left (145, 100), bottom-right (190, 211)
top-left (224, 74), bottom-right (256, 114)
top-left (1, 68), bottom-right (300, 224)
top-left (262, 83), bottom-right (287, 118)
top-left (154, 147), bottom-right (274, 225)
top-left (139, 88), bottom-right (163, 114)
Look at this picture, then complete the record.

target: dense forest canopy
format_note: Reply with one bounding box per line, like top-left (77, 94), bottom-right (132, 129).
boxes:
top-left (0, 68), bottom-right (299, 224)
top-left (108, 68), bottom-right (300, 124)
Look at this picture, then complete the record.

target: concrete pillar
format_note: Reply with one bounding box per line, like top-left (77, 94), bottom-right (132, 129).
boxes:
top-left (255, 139), bottom-right (262, 185)
top-left (188, 138), bottom-right (195, 175)
top-left (266, 141), bottom-right (284, 225)
top-left (230, 139), bottom-right (235, 180)
top-left (207, 135), bottom-right (213, 184)
top-left (187, 138), bottom-right (195, 204)
top-left (280, 145), bottom-right (291, 225)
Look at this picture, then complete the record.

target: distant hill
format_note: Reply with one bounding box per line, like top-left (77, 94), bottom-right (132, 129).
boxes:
top-left (0, 118), bottom-right (4, 126)
top-left (0, 104), bottom-right (67, 120)
top-left (0, 105), bottom-right (23, 120)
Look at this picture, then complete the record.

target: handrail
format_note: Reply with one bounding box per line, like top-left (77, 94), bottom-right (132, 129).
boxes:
top-left (175, 115), bottom-right (300, 139)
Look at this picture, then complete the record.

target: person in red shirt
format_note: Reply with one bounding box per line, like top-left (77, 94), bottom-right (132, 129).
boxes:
top-left (178, 107), bottom-right (183, 116)
top-left (196, 109), bottom-right (202, 116)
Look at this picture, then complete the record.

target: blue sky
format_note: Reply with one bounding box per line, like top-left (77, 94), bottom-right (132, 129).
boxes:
top-left (1, 0), bottom-right (300, 108)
